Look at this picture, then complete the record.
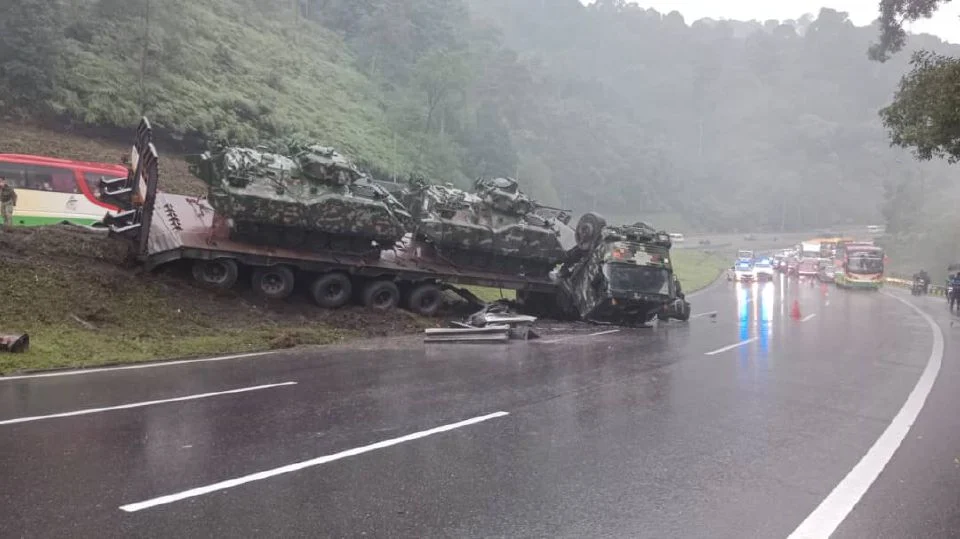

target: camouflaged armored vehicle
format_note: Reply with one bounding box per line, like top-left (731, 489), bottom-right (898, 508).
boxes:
top-left (403, 176), bottom-right (576, 277)
top-left (520, 214), bottom-right (690, 325)
top-left (187, 143), bottom-right (412, 255)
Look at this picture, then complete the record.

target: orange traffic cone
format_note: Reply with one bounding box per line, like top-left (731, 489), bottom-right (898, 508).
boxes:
top-left (791, 300), bottom-right (802, 320)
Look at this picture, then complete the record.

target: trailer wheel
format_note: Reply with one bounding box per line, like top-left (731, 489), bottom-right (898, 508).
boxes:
top-left (252, 266), bottom-right (295, 300)
top-left (310, 272), bottom-right (352, 309)
top-left (362, 280), bottom-right (400, 311)
top-left (406, 283), bottom-right (443, 316)
top-left (192, 259), bottom-right (239, 289)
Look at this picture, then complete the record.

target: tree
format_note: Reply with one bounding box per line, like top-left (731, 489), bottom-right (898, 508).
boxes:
top-left (881, 51), bottom-right (960, 162)
top-left (869, 0), bottom-right (950, 62)
top-left (0, 0), bottom-right (64, 111)
top-left (414, 50), bottom-right (470, 133)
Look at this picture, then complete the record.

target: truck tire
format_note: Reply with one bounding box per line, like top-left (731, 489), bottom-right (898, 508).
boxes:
top-left (192, 258), bottom-right (239, 290)
top-left (251, 265), bottom-right (295, 300)
top-left (310, 272), bottom-right (352, 309)
top-left (673, 301), bottom-right (691, 321)
top-left (406, 283), bottom-right (443, 316)
top-left (575, 212), bottom-right (607, 251)
top-left (363, 280), bottom-right (400, 311)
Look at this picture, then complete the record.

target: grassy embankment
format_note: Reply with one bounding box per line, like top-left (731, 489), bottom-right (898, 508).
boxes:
top-left (0, 226), bottom-right (432, 375)
top-left (672, 250), bottom-right (728, 292)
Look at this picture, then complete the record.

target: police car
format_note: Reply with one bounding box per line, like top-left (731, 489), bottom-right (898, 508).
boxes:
top-left (733, 258), bottom-right (755, 282)
top-left (753, 257), bottom-right (775, 280)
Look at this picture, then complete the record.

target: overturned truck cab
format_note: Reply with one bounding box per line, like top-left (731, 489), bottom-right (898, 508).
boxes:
top-left (521, 214), bottom-right (690, 325)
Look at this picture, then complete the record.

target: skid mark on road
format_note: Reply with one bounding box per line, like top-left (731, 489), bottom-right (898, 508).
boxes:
top-left (0, 382), bottom-right (297, 426)
top-left (788, 291), bottom-right (944, 538)
top-left (704, 338), bottom-right (757, 356)
top-left (119, 411), bottom-right (510, 512)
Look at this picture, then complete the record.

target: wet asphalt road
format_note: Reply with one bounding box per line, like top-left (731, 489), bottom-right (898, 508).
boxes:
top-left (0, 275), bottom-right (952, 538)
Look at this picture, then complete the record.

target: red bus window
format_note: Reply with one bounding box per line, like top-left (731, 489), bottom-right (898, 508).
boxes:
top-left (84, 172), bottom-right (123, 200)
top-left (0, 162), bottom-right (27, 188)
top-left (24, 164), bottom-right (78, 193)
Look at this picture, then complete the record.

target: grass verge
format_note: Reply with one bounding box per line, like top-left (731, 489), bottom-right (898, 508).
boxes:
top-left (0, 226), bottom-right (431, 375)
top-left (672, 250), bottom-right (729, 293)
top-left (461, 285), bottom-right (516, 303)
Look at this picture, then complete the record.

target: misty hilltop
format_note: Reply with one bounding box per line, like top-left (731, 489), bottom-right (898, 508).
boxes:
top-left (1, 0), bottom-right (958, 232)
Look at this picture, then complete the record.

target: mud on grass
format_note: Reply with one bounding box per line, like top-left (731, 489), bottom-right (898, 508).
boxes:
top-left (0, 226), bottom-right (434, 374)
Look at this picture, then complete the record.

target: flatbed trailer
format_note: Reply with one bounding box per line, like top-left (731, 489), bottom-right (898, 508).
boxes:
top-left (103, 118), bottom-right (688, 323)
top-left (101, 119), bottom-right (561, 316)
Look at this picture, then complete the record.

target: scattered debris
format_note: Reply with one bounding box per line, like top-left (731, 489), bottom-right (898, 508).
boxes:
top-left (424, 326), bottom-right (511, 343)
top-left (425, 300), bottom-right (539, 343)
top-left (0, 334), bottom-right (29, 353)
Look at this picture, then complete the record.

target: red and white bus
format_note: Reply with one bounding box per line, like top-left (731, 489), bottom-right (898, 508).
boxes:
top-left (0, 154), bottom-right (123, 226)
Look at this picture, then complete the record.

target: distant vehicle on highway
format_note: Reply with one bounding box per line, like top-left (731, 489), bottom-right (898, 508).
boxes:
top-left (737, 249), bottom-right (754, 260)
top-left (698, 239), bottom-right (711, 246)
top-left (754, 258), bottom-right (774, 280)
top-left (733, 259), bottom-right (755, 282)
top-left (743, 234), bottom-right (757, 241)
top-left (668, 232), bottom-right (685, 243)
top-left (786, 256), bottom-right (799, 275)
top-left (866, 225), bottom-right (885, 234)
top-left (0, 153), bottom-right (123, 226)
top-left (817, 262), bottom-right (836, 283)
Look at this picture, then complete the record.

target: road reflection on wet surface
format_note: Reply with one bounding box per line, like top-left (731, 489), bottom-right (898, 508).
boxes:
top-left (0, 277), bottom-right (948, 538)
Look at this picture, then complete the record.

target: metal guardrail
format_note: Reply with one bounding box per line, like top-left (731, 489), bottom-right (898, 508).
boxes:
top-left (884, 277), bottom-right (948, 297)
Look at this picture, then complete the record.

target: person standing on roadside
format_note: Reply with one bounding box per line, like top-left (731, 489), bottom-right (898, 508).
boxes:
top-left (0, 177), bottom-right (17, 231)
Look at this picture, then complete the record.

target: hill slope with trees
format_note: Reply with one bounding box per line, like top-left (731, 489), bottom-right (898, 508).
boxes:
top-left (1, 0), bottom-right (957, 233)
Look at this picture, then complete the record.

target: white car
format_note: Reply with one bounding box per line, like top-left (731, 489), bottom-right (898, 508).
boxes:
top-left (733, 260), bottom-right (755, 282)
top-left (753, 259), bottom-right (774, 280)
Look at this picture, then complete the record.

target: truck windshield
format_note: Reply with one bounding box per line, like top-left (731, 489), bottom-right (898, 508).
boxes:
top-left (847, 255), bottom-right (883, 274)
top-left (604, 264), bottom-right (671, 295)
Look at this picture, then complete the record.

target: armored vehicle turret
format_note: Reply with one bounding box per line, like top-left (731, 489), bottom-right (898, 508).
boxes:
top-left (403, 176), bottom-right (575, 276)
top-left (187, 143), bottom-right (412, 255)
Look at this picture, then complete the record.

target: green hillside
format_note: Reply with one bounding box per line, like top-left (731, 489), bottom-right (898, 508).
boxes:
top-left (2, 0), bottom-right (959, 236)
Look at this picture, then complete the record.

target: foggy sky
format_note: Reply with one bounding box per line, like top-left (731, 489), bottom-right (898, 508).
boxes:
top-left (581, 1), bottom-right (960, 44)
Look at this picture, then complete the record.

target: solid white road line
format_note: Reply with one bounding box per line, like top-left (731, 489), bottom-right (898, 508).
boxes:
top-left (788, 292), bottom-right (944, 538)
top-left (0, 382), bottom-right (297, 426)
top-left (704, 338), bottom-right (758, 356)
top-left (691, 311), bottom-right (718, 319)
top-left (588, 329), bottom-right (621, 337)
top-left (119, 411), bottom-right (510, 512)
top-left (801, 313), bottom-right (817, 322)
top-left (0, 352), bottom-right (275, 382)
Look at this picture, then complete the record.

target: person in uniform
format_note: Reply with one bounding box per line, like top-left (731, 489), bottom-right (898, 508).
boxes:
top-left (0, 177), bottom-right (17, 230)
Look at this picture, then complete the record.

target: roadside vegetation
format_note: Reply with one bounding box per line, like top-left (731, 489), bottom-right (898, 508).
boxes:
top-left (672, 250), bottom-right (728, 293)
top-left (3, 1), bottom-right (959, 232)
top-left (0, 226), bottom-right (432, 375)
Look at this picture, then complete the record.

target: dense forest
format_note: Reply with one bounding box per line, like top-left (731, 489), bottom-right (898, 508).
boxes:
top-left (1, 0), bottom-right (958, 235)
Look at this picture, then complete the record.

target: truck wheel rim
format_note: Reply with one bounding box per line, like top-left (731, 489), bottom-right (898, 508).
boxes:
top-left (204, 262), bottom-right (227, 283)
top-left (262, 274), bottom-right (285, 294)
